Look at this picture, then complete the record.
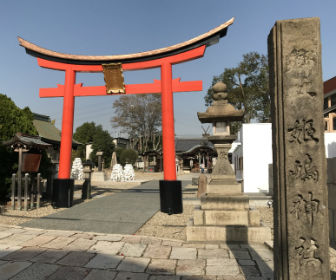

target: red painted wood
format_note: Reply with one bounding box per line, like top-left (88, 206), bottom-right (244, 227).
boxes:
top-left (39, 79), bottom-right (202, 97)
top-left (161, 62), bottom-right (176, 180)
top-left (58, 69), bottom-right (76, 179)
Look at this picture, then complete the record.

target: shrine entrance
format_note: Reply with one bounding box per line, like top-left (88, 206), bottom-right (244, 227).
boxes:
top-left (19, 17), bottom-right (234, 214)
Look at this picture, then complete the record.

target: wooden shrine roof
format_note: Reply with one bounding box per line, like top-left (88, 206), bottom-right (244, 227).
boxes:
top-left (18, 18), bottom-right (234, 65)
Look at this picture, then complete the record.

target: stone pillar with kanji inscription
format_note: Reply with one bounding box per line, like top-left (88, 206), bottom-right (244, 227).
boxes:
top-left (268, 17), bottom-right (330, 279)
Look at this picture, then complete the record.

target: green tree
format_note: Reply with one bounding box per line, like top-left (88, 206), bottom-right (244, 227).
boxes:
top-left (0, 94), bottom-right (38, 202)
top-left (205, 52), bottom-right (270, 125)
top-left (0, 94), bottom-right (37, 141)
top-left (73, 122), bottom-right (114, 168)
top-left (91, 126), bottom-right (114, 168)
top-left (119, 149), bottom-right (138, 166)
top-left (111, 94), bottom-right (162, 153)
top-left (73, 122), bottom-right (97, 159)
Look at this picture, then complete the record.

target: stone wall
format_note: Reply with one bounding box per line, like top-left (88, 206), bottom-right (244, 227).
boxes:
top-left (328, 157), bottom-right (336, 246)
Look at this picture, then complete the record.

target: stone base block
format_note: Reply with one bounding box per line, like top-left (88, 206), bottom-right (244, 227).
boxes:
top-left (91, 172), bottom-right (105, 182)
top-left (201, 194), bottom-right (249, 210)
top-left (204, 210), bottom-right (248, 226)
top-left (248, 209), bottom-right (261, 227)
top-left (186, 225), bottom-right (271, 243)
top-left (209, 175), bottom-right (238, 185)
top-left (206, 183), bottom-right (242, 195)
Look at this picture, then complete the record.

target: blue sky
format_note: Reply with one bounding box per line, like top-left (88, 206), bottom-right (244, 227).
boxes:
top-left (0, 0), bottom-right (335, 137)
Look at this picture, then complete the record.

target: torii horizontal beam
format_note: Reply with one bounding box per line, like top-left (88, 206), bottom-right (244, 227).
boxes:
top-left (18, 18), bottom-right (234, 64)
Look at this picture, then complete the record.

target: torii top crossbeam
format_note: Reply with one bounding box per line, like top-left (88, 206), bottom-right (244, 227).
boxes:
top-left (19, 18), bottom-right (234, 211)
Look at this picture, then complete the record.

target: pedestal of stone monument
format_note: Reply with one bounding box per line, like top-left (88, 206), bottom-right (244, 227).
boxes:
top-left (91, 171), bottom-right (105, 182)
top-left (187, 176), bottom-right (272, 242)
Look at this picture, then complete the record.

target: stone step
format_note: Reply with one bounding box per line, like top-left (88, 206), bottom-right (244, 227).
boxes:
top-left (207, 184), bottom-right (242, 195)
top-left (193, 209), bottom-right (261, 226)
top-left (186, 225), bottom-right (271, 243)
top-left (205, 210), bottom-right (248, 226)
top-left (201, 194), bottom-right (249, 210)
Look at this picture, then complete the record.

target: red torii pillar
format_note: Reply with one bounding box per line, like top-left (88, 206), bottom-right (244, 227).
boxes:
top-left (37, 46), bottom-right (205, 213)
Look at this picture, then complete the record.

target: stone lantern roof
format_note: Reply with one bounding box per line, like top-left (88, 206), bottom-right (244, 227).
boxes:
top-left (197, 82), bottom-right (244, 123)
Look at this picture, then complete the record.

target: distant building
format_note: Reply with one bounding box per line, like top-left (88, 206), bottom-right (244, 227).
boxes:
top-left (324, 76), bottom-right (336, 132)
top-left (112, 137), bottom-right (130, 149)
top-left (175, 138), bottom-right (216, 173)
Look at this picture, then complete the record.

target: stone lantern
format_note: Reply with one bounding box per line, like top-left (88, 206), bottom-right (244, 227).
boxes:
top-left (187, 82), bottom-right (271, 242)
top-left (197, 82), bottom-right (243, 186)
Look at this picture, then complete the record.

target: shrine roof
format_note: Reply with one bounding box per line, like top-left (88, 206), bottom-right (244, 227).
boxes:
top-left (33, 113), bottom-right (81, 147)
top-left (3, 133), bottom-right (51, 150)
top-left (18, 18), bottom-right (234, 65)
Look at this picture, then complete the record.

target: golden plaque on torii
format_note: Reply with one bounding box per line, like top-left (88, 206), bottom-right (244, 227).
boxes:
top-left (102, 63), bottom-right (125, 94)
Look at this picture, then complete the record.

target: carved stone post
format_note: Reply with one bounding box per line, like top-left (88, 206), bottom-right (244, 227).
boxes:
top-left (268, 17), bottom-right (330, 279)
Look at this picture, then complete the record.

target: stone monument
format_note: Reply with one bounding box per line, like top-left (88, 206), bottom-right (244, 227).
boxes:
top-left (268, 17), bottom-right (330, 279)
top-left (186, 82), bottom-right (271, 242)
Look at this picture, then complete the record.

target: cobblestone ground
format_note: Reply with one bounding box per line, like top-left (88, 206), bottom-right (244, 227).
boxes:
top-left (0, 224), bottom-right (275, 280)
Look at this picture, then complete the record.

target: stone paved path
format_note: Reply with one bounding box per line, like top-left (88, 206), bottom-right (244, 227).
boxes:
top-left (0, 224), bottom-right (274, 280)
top-left (20, 180), bottom-right (191, 234)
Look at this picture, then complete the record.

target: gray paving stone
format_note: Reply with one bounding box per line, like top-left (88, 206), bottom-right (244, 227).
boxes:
top-left (72, 233), bottom-right (95, 239)
top-left (93, 234), bottom-right (123, 242)
top-left (0, 232), bottom-right (13, 240)
top-left (240, 265), bottom-right (261, 277)
top-left (41, 236), bottom-right (76, 249)
top-left (120, 243), bottom-right (147, 257)
top-left (43, 230), bottom-right (76, 237)
top-left (143, 245), bottom-right (171, 259)
top-left (216, 275), bottom-right (246, 280)
top-left (0, 260), bottom-right (7, 267)
top-left (146, 259), bottom-right (176, 275)
top-left (181, 276), bottom-right (216, 280)
top-left (176, 259), bottom-right (205, 276)
top-left (10, 262), bottom-right (59, 280)
top-left (182, 243), bottom-right (205, 249)
top-left (238, 259), bottom-right (256, 266)
top-left (63, 238), bottom-right (96, 251)
top-left (139, 237), bottom-right (162, 246)
top-left (0, 245), bottom-right (22, 258)
top-left (122, 236), bottom-right (143, 243)
top-left (85, 253), bottom-right (123, 269)
top-left (4, 246), bottom-right (46, 261)
top-left (0, 234), bottom-right (36, 246)
top-left (115, 271), bottom-right (150, 280)
top-left (229, 250), bottom-right (251, 260)
top-left (207, 259), bottom-right (238, 266)
top-left (89, 241), bottom-right (124, 254)
top-left (47, 266), bottom-right (90, 280)
top-left (117, 257), bottom-right (150, 272)
top-left (161, 240), bottom-right (183, 247)
top-left (83, 269), bottom-right (117, 280)
top-left (31, 249), bottom-right (69, 264)
top-left (0, 261), bottom-right (31, 280)
top-left (57, 251), bottom-right (95, 267)
top-left (23, 234), bottom-right (57, 247)
top-left (206, 264), bottom-right (240, 276)
top-left (149, 275), bottom-right (180, 280)
top-left (170, 247), bottom-right (197, 260)
top-left (198, 249), bottom-right (229, 259)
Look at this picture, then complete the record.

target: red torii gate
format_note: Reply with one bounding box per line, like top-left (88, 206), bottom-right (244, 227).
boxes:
top-left (19, 18), bottom-right (234, 213)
